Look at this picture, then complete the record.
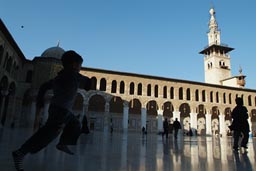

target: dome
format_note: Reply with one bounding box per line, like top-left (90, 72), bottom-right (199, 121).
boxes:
top-left (41, 46), bottom-right (65, 59)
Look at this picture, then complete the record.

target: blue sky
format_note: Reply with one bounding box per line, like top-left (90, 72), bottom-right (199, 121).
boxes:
top-left (1, 0), bottom-right (256, 89)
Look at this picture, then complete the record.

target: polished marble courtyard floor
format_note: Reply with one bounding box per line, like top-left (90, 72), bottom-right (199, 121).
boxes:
top-left (0, 128), bottom-right (255, 171)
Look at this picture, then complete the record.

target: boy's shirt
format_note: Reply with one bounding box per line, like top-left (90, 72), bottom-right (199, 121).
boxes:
top-left (36, 69), bottom-right (91, 112)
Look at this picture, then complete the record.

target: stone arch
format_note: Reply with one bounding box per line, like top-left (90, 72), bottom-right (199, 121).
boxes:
top-left (109, 96), bottom-right (123, 114)
top-left (179, 103), bottom-right (191, 133)
top-left (162, 101), bottom-right (173, 119)
top-left (129, 98), bottom-right (141, 114)
top-left (146, 100), bottom-right (158, 116)
top-left (211, 106), bottom-right (219, 135)
top-left (224, 107), bottom-right (232, 136)
top-left (128, 98), bottom-right (142, 131)
top-left (109, 96), bottom-right (124, 131)
top-left (146, 100), bottom-right (158, 132)
top-left (197, 104), bottom-right (206, 135)
top-left (72, 93), bottom-right (84, 114)
top-left (88, 94), bottom-right (105, 112)
top-left (88, 94), bottom-right (106, 131)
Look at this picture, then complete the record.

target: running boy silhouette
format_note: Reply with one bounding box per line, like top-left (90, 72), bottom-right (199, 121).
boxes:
top-left (12, 50), bottom-right (91, 171)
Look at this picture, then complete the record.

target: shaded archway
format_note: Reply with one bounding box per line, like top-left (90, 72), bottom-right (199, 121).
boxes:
top-left (163, 101), bottom-right (173, 120)
top-left (128, 98), bottom-right (142, 131)
top-left (211, 106), bottom-right (220, 135)
top-left (179, 103), bottom-right (191, 133)
top-left (146, 100), bottom-right (158, 132)
top-left (109, 96), bottom-right (123, 131)
top-left (88, 94), bottom-right (106, 130)
top-left (224, 107), bottom-right (232, 136)
top-left (197, 104), bottom-right (206, 135)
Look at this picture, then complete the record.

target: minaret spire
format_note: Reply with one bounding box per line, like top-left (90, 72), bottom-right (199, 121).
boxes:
top-left (208, 7), bottom-right (220, 45)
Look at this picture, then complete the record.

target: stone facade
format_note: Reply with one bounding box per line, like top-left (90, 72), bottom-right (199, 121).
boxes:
top-left (0, 7), bottom-right (256, 137)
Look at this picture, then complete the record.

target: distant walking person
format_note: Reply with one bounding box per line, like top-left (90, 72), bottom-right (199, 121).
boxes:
top-left (230, 97), bottom-right (250, 151)
top-left (173, 118), bottom-right (181, 139)
top-left (163, 118), bottom-right (169, 139)
top-left (12, 50), bottom-right (91, 171)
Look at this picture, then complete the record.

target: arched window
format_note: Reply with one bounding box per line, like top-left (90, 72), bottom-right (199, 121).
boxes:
top-left (137, 83), bottom-right (142, 95)
top-left (210, 91), bottom-right (213, 103)
top-left (248, 95), bottom-right (252, 106)
top-left (223, 93), bottom-right (226, 104)
top-left (130, 82), bottom-right (134, 95)
top-left (147, 84), bottom-right (151, 96)
top-left (216, 92), bottom-right (219, 103)
top-left (202, 90), bottom-right (206, 102)
top-left (195, 89), bottom-right (199, 101)
top-left (120, 81), bottom-right (125, 94)
top-left (229, 93), bottom-right (232, 104)
top-left (111, 80), bottom-right (117, 93)
top-left (91, 77), bottom-right (97, 90)
top-left (100, 78), bottom-right (106, 91)
top-left (179, 87), bottom-right (183, 100)
top-left (154, 85), bottom-right (158, 97)
top-left (6, 57), bottom-right (13, 73)
top-left (163, 86), bottom-right (167, 98)
top-left (170, 87), bottom-right (174, 99)
top-left (186, 88), bottom-right (190, 100)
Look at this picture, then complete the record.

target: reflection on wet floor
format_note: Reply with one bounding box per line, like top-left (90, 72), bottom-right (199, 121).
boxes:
top-left (0, 128), bottom-right (255, 171)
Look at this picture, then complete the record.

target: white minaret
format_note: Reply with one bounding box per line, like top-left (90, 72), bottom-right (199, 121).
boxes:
top-left (199, 7), bottom-right (234, 85)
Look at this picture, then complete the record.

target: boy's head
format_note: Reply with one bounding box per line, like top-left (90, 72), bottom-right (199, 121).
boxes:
top-left (235, 97), bottom-right (243, 106)
top-left (61, 50), bottom-right (83, 71)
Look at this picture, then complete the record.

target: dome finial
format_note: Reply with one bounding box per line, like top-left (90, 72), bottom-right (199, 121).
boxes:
top-left (57, 40), bottom-right (60, 47)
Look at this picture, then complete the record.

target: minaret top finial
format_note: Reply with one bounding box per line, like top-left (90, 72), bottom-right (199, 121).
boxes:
top-left (239, 65), bottom-right (243, 74)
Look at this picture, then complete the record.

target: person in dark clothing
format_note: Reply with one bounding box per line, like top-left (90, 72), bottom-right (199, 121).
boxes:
top-left (230, 97), bottom-right (250, 151)
top-left (163, 118), bottom-right (169, 139)
top-left (12, 50), bottom-right (91, 171)
top-left (173, 118), bottom-right (181, 139)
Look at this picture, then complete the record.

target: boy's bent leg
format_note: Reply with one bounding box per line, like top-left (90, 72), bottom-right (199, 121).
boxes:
top-left (241, 131), bottom-right (249, 148)
top-left (56, 115), bottom-right (81, 155)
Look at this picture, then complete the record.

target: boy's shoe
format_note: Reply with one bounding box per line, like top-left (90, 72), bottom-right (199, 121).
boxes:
top-left (56, 144), bottom-right (74, 155)
top-left (12, 150), bottom-right (25, 171)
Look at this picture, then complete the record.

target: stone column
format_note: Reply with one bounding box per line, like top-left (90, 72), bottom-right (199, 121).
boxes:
top-left (205, 113), bottom-right (212, 135)
top-left (104, 102), bottom-right (110, 133)
top-left (219, 114), bottom-right (225, 137)
top-left (248, 118), bottom-right (252, 137)
top-left (173, 111), bottom-right (180, 121)
top-left (141, 108), bottom-right (147, 129)
top-left (123, 104), bottom-right (129, 133)
top-left (157, 109), bottom-right (163, 132)
top-left (190, 113), bottom-right (198, 134)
